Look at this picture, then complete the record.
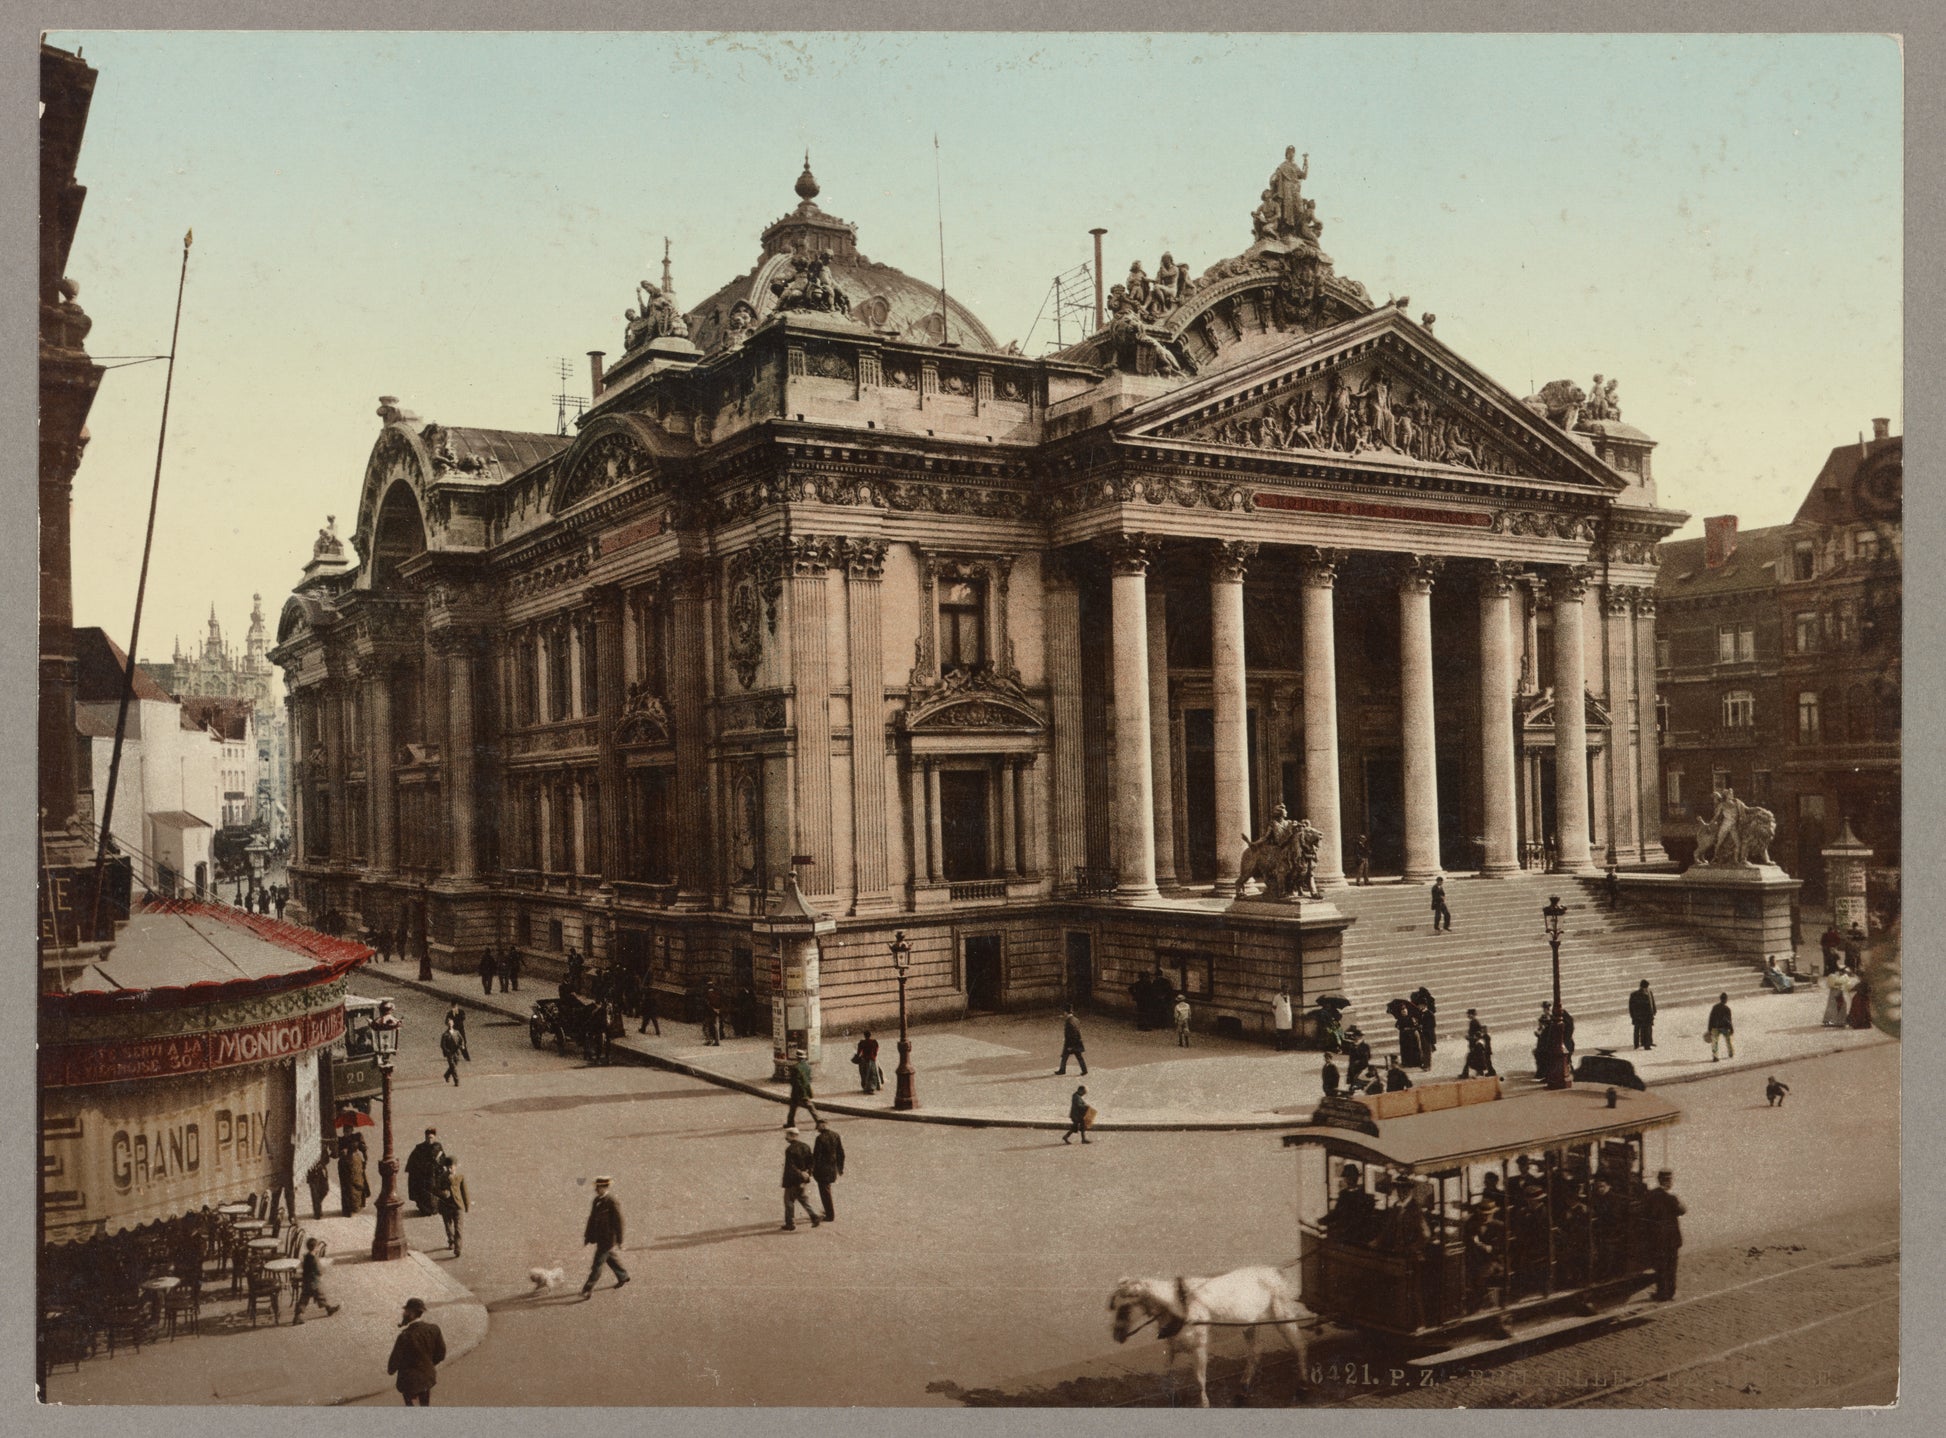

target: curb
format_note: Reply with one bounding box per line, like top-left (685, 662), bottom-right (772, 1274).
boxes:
top-left (380, 969), bottom-right (1891, 1133)
top-left (326, 1250), bottom-right (488, 1407)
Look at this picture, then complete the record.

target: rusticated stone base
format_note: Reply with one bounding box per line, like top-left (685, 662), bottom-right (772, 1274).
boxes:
top-left (1616, 864), bottom-right (1801, 963)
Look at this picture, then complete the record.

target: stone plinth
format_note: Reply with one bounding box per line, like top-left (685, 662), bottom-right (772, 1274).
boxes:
top-left (1615, 865), bottom-right (1801, 963)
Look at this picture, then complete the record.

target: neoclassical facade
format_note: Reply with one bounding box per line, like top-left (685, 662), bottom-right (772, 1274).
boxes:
top-left (270, 153), bottom-right (1682, 1034)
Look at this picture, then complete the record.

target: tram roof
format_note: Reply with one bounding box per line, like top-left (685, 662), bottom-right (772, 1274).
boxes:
top-left (1281, 1085), bottom-right (1683, 1171)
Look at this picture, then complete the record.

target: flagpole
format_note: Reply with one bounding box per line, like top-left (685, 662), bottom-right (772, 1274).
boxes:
top-left (93, 230), bottom-right (192, 930)
top-left (933, 135), bottom-right (950, 344)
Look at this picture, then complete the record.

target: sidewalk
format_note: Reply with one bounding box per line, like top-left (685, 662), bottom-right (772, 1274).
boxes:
top-left (43, 1216), bottom-right (487, 1406)
top-left (380, 962), bottom-right (1891, 1131)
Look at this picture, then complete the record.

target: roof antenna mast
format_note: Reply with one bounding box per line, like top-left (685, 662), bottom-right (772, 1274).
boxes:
top-left (551, 357), bottom-right (587, 436)
top-left (933, 134), bottom-right (951, 345)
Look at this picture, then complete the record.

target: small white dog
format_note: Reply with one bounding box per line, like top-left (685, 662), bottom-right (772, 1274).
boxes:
top-left (528, 1263), bottom-right (567, 1292)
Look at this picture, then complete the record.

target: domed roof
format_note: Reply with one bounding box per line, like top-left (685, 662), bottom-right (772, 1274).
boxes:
top-left (684, 157), bottom-right (998, 356)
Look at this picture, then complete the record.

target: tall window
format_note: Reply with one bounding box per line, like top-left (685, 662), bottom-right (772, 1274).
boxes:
top-left (1797, 691), bottom-right (1822, 744)
top-left (1716, 623), bottom-right (1755, 663)
top-left (547, 626), bottom-right (571, 722)
top-left (1836, 599), bottom-right (1860, 647)
top-left (1711, 768), bottom-right (1732, 796)
top-left (1792, 541), bottom-right (1816, 581)
top-left (517, 632), bottom-right (540, 726)
top-left (1793, 612), bottom-right (1821, 655)
top-left (1853, 528), bottom-right (1880, 564)
top-left (1721, 690), bottom-right (1755, 729)
top-left (1655, 695), bottom-right (1670, 735)
top-left (1665, 768), bottom-right (1683, 812)
top-left (579, 616), bottom-right (600, 717)
top-left (938, 579), bottom-right (987, 670)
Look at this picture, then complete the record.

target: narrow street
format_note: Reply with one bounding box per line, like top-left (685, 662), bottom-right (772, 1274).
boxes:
top-left (349, 984), bottom-right (1898, 1407)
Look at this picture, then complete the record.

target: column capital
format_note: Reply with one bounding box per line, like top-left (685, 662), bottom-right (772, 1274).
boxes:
top-left (427, 626), bottom-right (486, 659)
top-left (1599, 584), bottom-right (1639, 617)
top-left (665, 554), bottom-right (716, 599)
top-left (841, 536), bottom-right (888, 580)
top-left (1631, 589), bottom-right (1658, 618)
top-left (1209, 539), bottom-right (1258, 584)
top-left (1547, 564), bottom-right (1594, 604)
top-left (782, 535), bottom-right (842, 577)
top-left (1394, 554), bottom-right (1445, 595)
top-left (1477, 559), bottom-right (1523, 599)
top-left (1100, 532), bottom-right (1162, 576)
top-left (1296, 546), bottom-right (1348, 588)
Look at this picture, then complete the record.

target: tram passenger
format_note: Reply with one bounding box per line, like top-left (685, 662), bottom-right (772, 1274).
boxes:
top-left (1508, 1158), bottom-right (1551, 1294)
top-left (1589, 1174), bottom-right (1627, 1279)
top-left (1322, 1163), bottom-right (1379, 1245)
top-left (1465, 1205), bottom-right (1508, 1310)
top-left (1554, 1177), bottom-right (1593, 1288)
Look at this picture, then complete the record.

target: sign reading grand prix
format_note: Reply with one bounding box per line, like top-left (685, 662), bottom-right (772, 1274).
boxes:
top-left (43, 1006), bottom-right (345, 1088)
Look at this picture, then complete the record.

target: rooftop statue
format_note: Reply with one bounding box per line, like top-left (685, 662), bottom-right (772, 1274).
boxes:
top-left (313, 514), bottom-right (345, 560)
top-left (1253, 147), bottom-right (1323, 245)
top-left (770, 251), bottom-right (853, 316)
top-left (1104, 284), bottom-right (1193, 377)
top-left (626, 279), bottom-right (689, 349)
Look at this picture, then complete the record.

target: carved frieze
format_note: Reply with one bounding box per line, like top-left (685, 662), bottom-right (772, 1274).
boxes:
top-left (557, 432), bottom-right (655, 513)
top-left (510, 720), bottom-right (599, 758)
top-left (1493, 510), bottom-right (1599, 542)
top-left (902, 666), bottom-right (1045, 733)
top-left (615, 681), bottom-right (672, 745)
top-left (504, 543), bottom-right (595, 600)
top-left (721, 695), bottom-right (788, 734)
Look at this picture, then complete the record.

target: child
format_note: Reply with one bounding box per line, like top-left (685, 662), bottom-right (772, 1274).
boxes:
top-left (1765, 1075), bottom-right (1790, 1107)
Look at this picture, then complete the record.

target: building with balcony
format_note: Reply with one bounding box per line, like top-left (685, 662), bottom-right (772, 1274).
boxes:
top-left (269, 151), bottom-right (1684, 1036)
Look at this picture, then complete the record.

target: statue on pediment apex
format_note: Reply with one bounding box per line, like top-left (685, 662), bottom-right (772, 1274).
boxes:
top-left (1105, 285), bottom-right (1193, 378)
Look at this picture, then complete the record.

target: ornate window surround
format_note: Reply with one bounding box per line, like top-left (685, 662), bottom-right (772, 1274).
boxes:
top-left (910, 545), bottom-right (1017, 689)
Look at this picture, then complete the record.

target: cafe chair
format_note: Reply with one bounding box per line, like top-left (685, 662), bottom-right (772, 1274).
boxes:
top-left (164, 1278), bottom-right (201, 1339)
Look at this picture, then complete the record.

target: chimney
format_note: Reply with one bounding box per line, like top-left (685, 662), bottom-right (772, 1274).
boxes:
top-left (1704, 515), bottom-right (1738, 570)
top-left (1872, 417), bottom-right (1891, 441)
top-left (588, 351), bottom-right (605, 400)
top-left (1089, 227), bottom-right (1107, 330)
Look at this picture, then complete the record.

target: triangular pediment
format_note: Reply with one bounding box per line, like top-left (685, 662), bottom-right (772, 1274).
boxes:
top-left (1519, 687), bottom-right (1612, 731)
top-left (1116, 309), bottom-right (1626, 493)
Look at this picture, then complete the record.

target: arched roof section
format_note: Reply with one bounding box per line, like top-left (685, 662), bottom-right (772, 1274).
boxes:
top-left (549, 411), bottom-right (696, 517)
top-left (275, 593), bottom-right (332, 648)
top-left (352, 422), bottom-right (433, 568)
top-left (366, 478), bottom-right (430, 589)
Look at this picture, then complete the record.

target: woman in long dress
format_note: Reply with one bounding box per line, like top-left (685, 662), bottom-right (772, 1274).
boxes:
top-left (1821, 971), bottom-right (1853, 1027)
top-left (1847, 973), bottom-right (1874, 1029)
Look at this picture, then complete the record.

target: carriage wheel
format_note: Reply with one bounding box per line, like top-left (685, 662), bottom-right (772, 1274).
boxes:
top-left (555, 1026), bottom-right (568, 1055)
top-left (528, 1018), bottom-right (544, 1050)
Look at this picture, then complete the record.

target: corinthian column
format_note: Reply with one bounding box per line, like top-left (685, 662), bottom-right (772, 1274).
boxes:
top-left (366, 662), bottom-right (398, 876)
top-left (1145, 588), bottom-right (1176, 887)
top-left (440, 636), bottom-right (479, 881)
top-left (1043, 551), bottom-right (1087, 893)
top-left (1298, 548), bottom-right (1346, 887)
top-left (1633, 591), bottom-right (1668, 863)
top-left (1397, 555), bottom-right (1444, 881)
top-left (788, 538), bottom-right (837, 896)
top-left (1600, 585), bottom-right (1639, 867)
top-left (1551, 567), bottom-right (1597, 873)
top-left (844, 539), bottom-right (892, 909)
top-left (1210, 540), bottom-right (1257, 892)
top-left (1104, 534), bottom-right (1162, 897)
top-left (667, 557), bottom-right (715, 904)
top-left (1478, 564), bottom-right (1521, 875)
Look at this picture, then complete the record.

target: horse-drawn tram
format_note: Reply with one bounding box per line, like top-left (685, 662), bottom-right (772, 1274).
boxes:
top-left (1283, 1076), bottom-right (1682, 1364)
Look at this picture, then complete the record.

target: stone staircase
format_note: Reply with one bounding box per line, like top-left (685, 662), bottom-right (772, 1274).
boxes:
top-left (1326, 871), bottom-right (1765, 1050)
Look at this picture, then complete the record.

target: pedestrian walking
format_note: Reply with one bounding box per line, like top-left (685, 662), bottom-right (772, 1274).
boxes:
top-left (1343, 1026), bottom-right (1374, 1087)
top-left (1384, 1055), bottom-right (1414, 1092)
top-left (1057, 1010), bottom-right (1088, 1075)
top-left (291, 1237), bottom-right (340, 1323)
top-left (477, 948), bottom-right (496, 997)
top-left (1458, 1016), bottom-right (1495, 1079)
top-left (433, 1153), bottom-right (469, 1256)
top-left (439, 1022), bottom-right (463, 1087)
top-left (637, 979), bottom-right (661, 1036)
top-left (503, 945), bottom-right (522, 993)
top-left (1270, 990), bottom-right (1294, 1050)
top-left (1844, 925), bottom-right (1865, 970)
top-left (1430, 875), bottom-right (1452, 932)
top-left (1822, 968), bottom-right (1854, 1026)
top-left (305, 1154), bottom-right (332, 1219)
top-left (1627, 979), bottom-right (1657, 1049)
top-left (1409, 985), bottom-right (1437, 1068)
top-left (702, 979), bottom-right (724, 1045)
top-left (1643, 1169), bottom-right (1686, 1300)
top-left (580, 1176), bottom-right (631, 1294)
top-left (376, 926), bottom-right (393, 964)
top-left (785, 1049), bottom-right (820, 1127)
top-left (338, 1134), bottom-right (370, 1216)
top-left (273, 889), bottom-right (287, 921)
top-left (405, 1128), bottom-right (444, 1217)
top-left (780, 1130), bottom-right (821, 1229)
top-left (1353, 833), bottom-right (1372, 885)
top-left (386, 1298), bottom-right (447, 1405)
top-left (1321, 1055), bottom-right (1341, 1097)
top-left (1705, 993), bottom-right (1735, 1060)
top-left (1604, 867), bottom-right (1621, 910)
top-left (444, 1003), bottom-right (471, 1059)
top-left (1765, 1075), bottom-right (1791, 1107)
top-left (1172, 992), bottom-right (1192, 1047)
top-left (1063, 1084), bottom-right (1093, 1144)
top-left (811, 1120), bottom-right (846, 1221)
top-left (1847, 972), bottom-right (1873, 1029)
top-left (852, 1031), bottom-right (882, 1094)
top-left (1389, 999), bottom-right (1425, 1069)
top-left (1819, 925), bottom-right (1843, 975)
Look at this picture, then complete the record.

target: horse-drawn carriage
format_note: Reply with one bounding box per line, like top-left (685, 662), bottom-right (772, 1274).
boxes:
top-left (1282, 1077), bottom-right (1682, 1362)
top-left (529, 990), bottom-right (615, 1063)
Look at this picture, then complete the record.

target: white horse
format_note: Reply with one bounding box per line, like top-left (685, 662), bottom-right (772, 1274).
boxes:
top-left (1108, 1266), bottom-right (1314, 1407)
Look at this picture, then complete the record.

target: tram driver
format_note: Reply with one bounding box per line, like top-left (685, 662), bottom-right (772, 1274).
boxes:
top-left (1322, 1163), bottom-right (1379, 1245)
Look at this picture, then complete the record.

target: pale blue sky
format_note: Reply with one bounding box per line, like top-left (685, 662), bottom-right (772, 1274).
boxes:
top-left (48, 31), bottom-right (1901, 658)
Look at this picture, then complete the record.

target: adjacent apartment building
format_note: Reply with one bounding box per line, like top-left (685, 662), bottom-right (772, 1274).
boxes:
top-left (1656, 419), bottom-right (1901, 909)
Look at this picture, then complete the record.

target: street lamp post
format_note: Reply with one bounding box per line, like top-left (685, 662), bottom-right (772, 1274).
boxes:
top-left (369, 1004), bottom-right (408, 1259)
top-left (1542, 896), bottom-right (1571, 1090)
top-left (891, 930), bottom-right (918, 1111)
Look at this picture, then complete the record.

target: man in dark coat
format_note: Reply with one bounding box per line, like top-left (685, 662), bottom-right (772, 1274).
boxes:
top-left (1458, 1015), bottom-right (1495, 1079)
top-left (1706, 993), bottom-right (1735, 1060)
top-left (291, 1237), bottom-right (339, 1323)
top-left (338, 1134), bottom-right (371, 1216)
top-left (477, 948), bottom-right (496, 996)
top-left (1409, 985), bottom-right (1437, 1069)
top-left (781, 1130), bottom-right (821, 1229)
top-left (502, 945), bottom-right (522, 993)
top-left (1643, 1169), bottom-right (1686, 1300)
top-left (433, 1153), bottom-right (469, 1257)
top-left (1820, 925), bottom-right (1844, 974)
top-left (1343, 1026), bottom-right (1375, 1088)
top-left (1430, 875), bottom-right (1452, 931)
top-left (1322, 1164), bottom-right (1377, 1243)
top-left (566, 948), bottom-right (585, 994)
top-left (404, 1129), bottom-right (444, 1216)
top-left (580, 1175), bottom-right (630, 1294)
top-left (1353, 833), bottom-right (1373, 885)
top-left (811, 1120), bottom-right (846, 1221)
top-left (1321, 1055), bottom-right (1341, 1097)
top-left (439, 1022), bottom-right (463, 1087)
top-left (1063, 1084), bottom-right (1092, 1144)
top-left (1628, 979), bottom-right (1658, 1049)
top-left (638, 980), bottom-right (661, 1036)
top-left (386, 1298), bottom-right (447, 1405)
top-left (702, 979), bottom-right (723, 1045)
top-left (785, 1050), bottom-right (820, 1128)
top-left (1057, 1010), bottom-right (1088, 1076)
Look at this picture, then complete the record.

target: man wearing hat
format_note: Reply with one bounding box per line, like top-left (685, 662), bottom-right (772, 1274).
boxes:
top-left (1343, 1026), bottom-right (1374, 1088)
top-left (404, 1128), bottom-right (444, 1217)
top-left (1063, 1084), bottom-right (1093, 1144)
top-left (386, 1297), bottom-right (447, 1405)
top-left (580, 1176), bottom-right (630, 1295)
top-left (1628, 979), bottom-right (1658, 1050)
top-left (781, 1130), bottom-right (821, 1229)
top-left (1458, 1011), bottom-right (1495, 1078)
top-left (1322, 1164), bottom-right (1377, 1243)
top-left (811, 1119), bottom-right (846, 1222)
top-left (1642, 1169), bottom-right (1686, 1300)
top-left (1056, 1010), bottom-right (1088, 1075)
top-left (785, 1049), bottom-right (820, 1129)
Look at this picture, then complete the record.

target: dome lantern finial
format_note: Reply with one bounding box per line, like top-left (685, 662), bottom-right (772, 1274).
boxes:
top-left (795, 152), bottom-right (820, 204)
